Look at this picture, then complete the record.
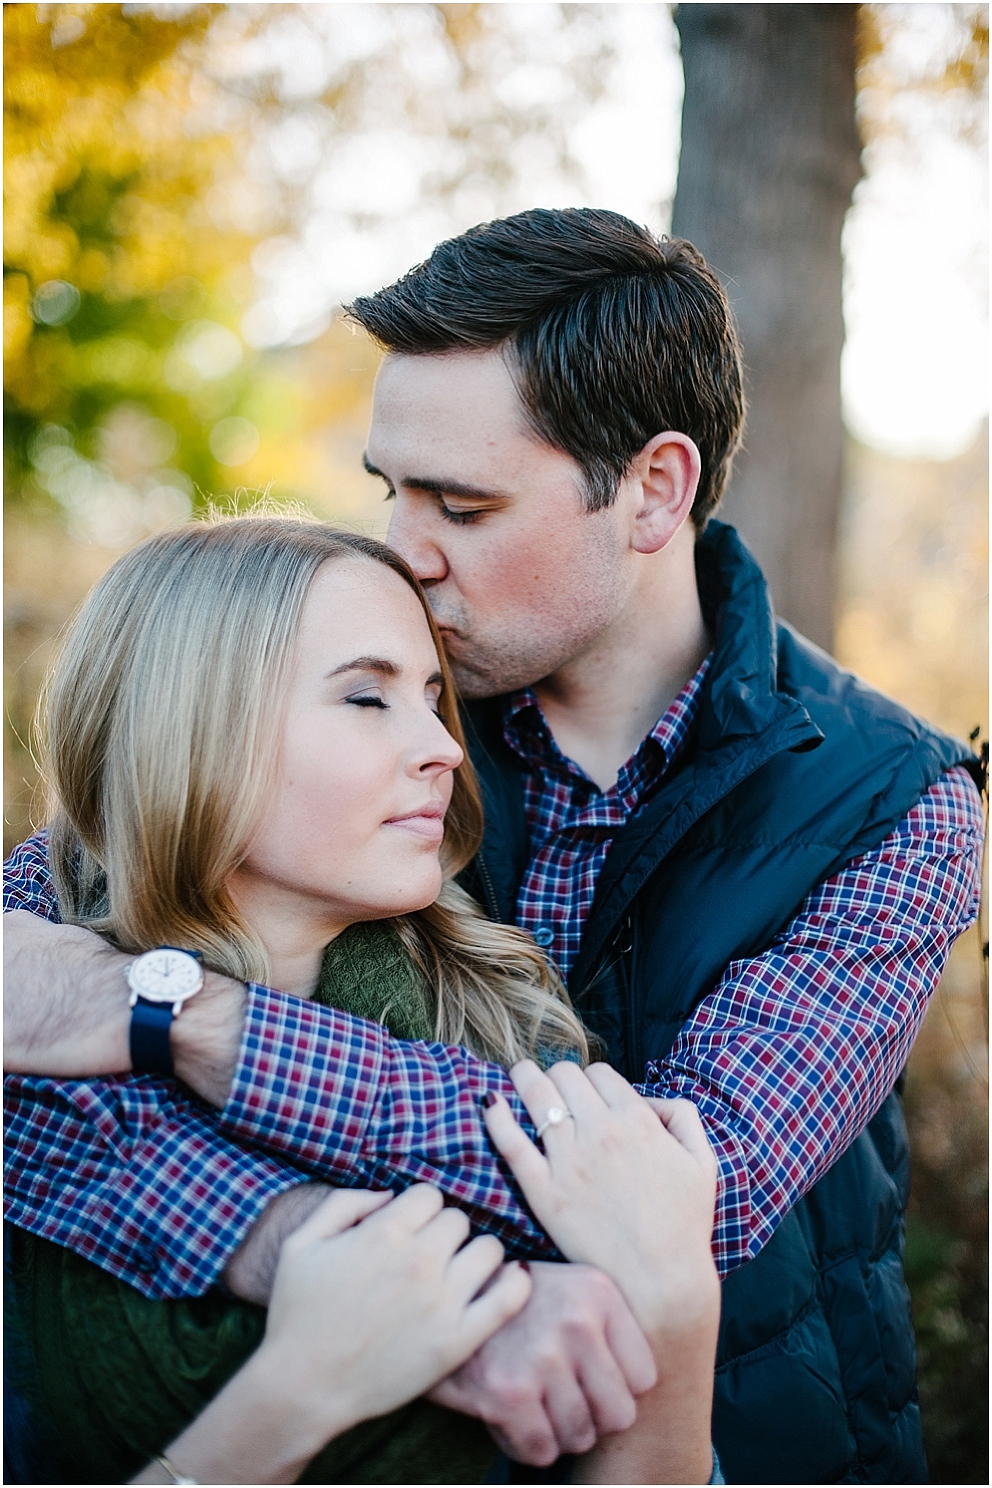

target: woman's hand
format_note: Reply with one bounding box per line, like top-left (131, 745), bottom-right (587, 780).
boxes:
top-left (483, 1065), bottom-right (720, 1485)
top-left (262, 1184), bottom-right (532, 1436)
top-left (483, 1061), bottom-right (719, 1344)
top-left (133, 1184), bottom-right (531, 1485)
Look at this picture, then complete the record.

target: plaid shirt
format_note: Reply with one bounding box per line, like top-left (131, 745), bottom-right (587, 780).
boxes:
top-left (507, 655), bottom-right (712, 978)
top-left (3, 748), bottom-right (983, 1298)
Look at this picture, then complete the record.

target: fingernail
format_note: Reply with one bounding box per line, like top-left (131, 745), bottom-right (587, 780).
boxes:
top-left (481, 1091), bottom-right (498, 1109)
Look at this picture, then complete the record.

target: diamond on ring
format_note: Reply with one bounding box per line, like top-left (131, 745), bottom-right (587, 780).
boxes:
top-left (535, 1106), bottom-right (575, 1141)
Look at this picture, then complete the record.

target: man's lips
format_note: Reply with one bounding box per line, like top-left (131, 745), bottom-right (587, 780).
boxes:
top-left (435, 624), bottom-right (465, 649)
top-left (383, 804), bottom-right (446, 843)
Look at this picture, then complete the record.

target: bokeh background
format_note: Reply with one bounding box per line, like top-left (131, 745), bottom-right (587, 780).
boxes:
top-left (4, 4), bottom-right (988, 1479)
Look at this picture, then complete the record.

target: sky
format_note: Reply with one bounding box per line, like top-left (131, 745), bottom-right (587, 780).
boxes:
top-left (221, 2), bottom-right (988, 463)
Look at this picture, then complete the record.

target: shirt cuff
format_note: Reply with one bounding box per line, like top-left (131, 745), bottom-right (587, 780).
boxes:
top-left (219, 984), bottom-right (388, 1178)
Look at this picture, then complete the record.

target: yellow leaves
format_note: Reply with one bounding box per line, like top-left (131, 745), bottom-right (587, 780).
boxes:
top-left (4, 1), bottom-right (269, 567)
top-left (4, 4), bottom-right (240, 300)
top-left (3, 275), bottom-right (33, 363)
top-left (75, 247), bottom-right (110, 292)
top-left (857, 3), bottom-right (989, 149)
top-left (6, 5), bottom-right (218, 97)
top-left (75, 337), bottom-right (158, 391)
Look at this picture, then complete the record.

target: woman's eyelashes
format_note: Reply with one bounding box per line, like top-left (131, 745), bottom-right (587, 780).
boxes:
top-left (347, 693), bottom-right (388, 710)
top-left (345, 688), bottom-right (443, 715)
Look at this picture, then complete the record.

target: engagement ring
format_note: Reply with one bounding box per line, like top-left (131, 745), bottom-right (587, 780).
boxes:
top-left (535, 1106), bottom-right (574, 1141)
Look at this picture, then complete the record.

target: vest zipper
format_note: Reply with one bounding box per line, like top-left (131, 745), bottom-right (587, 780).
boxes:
top-left (619, 914), bottom-right (638, 1075)
top-left (475, 851), bottom-right (502, 923)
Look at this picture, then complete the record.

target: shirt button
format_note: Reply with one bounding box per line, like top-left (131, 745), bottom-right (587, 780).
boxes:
top-left (533, 928), bottom-right (554, 947)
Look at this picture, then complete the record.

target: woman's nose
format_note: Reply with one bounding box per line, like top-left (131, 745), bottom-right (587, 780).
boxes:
top-left (416, 713), bottom-right (464, 776)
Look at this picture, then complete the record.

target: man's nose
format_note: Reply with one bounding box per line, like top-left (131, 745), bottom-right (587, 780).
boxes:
top-left (386, 496), bottom-right (448, 584)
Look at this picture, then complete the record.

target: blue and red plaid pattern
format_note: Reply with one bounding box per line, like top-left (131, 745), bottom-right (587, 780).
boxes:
top-left (641, 765), bottom-right (984, 1268)
top-left (219, 990), bottom-right (555, 1258)
top-left (504, 655), bottom-right (712, 976)
top-left (3, 1068), bottom-right (305, 1297)
top-left (3, 766), bottom-right (983, 1293)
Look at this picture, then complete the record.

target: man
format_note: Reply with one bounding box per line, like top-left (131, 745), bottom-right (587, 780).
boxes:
top-left (5, 209), bottom-right (984, 1483)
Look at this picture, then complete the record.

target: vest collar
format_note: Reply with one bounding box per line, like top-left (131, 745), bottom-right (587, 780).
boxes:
top-left (563, 524), bottom-right (824, 992)
top-left (463, 521), bottom-right (823, 936)
top-left (695, 519), bottom-right (823, 754)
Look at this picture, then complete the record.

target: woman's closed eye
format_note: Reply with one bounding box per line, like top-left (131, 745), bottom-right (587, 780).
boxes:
top-left (347, 693), bottom-right (388, 710)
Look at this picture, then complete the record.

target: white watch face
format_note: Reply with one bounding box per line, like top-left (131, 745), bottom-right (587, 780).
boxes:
top-left (128, 949), bottom-right (203, 1004)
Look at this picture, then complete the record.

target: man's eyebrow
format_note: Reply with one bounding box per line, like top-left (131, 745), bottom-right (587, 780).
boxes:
top-left (361, 454), bottom-right (506, 504)
top-left (405, 476), bottom-right (506, 502)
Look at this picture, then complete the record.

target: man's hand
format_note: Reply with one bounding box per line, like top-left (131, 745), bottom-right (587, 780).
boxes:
top-left (3, 909), bottom-right (245, 1106)
top-left (428, 1260), bottom-right (657, 1466)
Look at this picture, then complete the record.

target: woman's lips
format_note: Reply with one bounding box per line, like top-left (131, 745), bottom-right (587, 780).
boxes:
top-left (384, 806), bottom-right (446, 843)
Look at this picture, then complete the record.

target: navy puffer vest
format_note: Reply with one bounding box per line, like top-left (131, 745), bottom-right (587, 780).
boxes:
top-left (460, 522), bottom-right (979, 1485)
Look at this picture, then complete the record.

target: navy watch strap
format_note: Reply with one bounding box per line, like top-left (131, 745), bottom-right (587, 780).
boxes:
top-left (130, 997), bottom-right (176, 1077)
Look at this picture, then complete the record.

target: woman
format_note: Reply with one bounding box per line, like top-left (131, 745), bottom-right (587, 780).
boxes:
top-left (40, 515), bottom-right (587, 1065)
top-left (6, 512), bottom-right (719, 1483)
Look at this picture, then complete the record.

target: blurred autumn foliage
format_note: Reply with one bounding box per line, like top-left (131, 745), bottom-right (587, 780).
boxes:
top-left (3, 4), bottom-right (988, 1481)
top-left (3, 3), bottom-right (261, 534)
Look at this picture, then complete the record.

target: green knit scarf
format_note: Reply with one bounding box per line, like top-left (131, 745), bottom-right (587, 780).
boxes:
top-left (7, 922), bottom-right (500, 1484)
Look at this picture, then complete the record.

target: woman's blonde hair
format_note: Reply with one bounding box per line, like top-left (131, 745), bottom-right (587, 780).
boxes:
top-left (42, 512), bottom-right (590, 1067)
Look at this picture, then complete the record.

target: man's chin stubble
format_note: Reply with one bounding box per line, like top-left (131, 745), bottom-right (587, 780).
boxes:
top-left (448, 661), bottom-right (515, 700)
top-left (447, 646), bottom-right (564, 700)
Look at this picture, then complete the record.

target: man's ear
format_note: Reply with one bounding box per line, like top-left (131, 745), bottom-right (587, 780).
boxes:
top-left (628, 432), bottom-right (701, 555)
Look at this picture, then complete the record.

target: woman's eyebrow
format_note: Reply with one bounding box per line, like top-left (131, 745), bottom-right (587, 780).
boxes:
top-left (326, 659), bottom-right (446, 688)
top-left (326, 656), bottom-right (400, 679)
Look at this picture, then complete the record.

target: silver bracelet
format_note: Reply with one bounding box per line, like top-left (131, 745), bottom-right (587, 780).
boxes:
top-left (156, 1453), bottom-right (199, 1485)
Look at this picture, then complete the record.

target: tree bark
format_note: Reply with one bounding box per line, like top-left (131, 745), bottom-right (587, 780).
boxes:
top-left (672, 4), bottom-right (862, 651)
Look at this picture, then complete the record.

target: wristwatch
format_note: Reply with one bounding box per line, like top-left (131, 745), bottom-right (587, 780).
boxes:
top-left (127, 947), bottom-right (204, 1078)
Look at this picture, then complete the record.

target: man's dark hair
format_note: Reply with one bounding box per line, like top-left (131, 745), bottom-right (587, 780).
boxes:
top-left (348, 207), bottom-right (745, 526)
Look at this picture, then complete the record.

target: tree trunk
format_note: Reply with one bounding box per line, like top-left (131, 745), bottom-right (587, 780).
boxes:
top-left (672, 4), bottom-right (862, 651)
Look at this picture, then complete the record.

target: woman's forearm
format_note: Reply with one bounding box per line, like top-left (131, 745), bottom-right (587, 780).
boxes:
top-left (573, 1321), bottom-right (718, 1485)
top-left (130, 1348), bottom-right (352, 1486)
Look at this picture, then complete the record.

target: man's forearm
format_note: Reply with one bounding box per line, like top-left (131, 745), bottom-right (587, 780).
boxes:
top-left (639, 768), bottom-right (984, 1275)
top-left (3, 912), bottom-right (131, 1076)
top-left (222, 1183), bottom-right (335, 1304)
top-left (3, 908), bottom-right (246, 1104)
top-left (4, 910), bottom-right (553, 1264)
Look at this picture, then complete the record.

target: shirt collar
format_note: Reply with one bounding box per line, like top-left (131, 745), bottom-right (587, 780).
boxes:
top-left (502, 652), bottom-right (714, 791)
